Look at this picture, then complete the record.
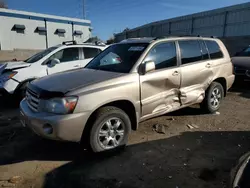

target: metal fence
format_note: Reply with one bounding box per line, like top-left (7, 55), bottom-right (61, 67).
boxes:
top-left (115, 2), bottom-right (250, 42)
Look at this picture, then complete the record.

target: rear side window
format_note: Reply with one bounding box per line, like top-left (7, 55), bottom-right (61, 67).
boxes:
top-left (205, 40), bottom-right (223, 59)
top-left (179, 40), bottom-right (203, 65)
top-left (83, 48), bottom-right (101, 59)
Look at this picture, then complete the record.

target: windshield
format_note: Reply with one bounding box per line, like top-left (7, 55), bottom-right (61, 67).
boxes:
top-left (86, 43), bottom-right (149, 73)
top-left (235, 47), bottom-right (250, 57)
top-left (24, 46), bottom-right (59, 63)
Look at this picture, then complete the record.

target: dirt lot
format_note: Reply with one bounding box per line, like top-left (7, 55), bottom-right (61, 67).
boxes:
top-left (0, 83), bottom-right (250, 188)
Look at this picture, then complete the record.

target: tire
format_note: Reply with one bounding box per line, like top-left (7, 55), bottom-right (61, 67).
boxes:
top-left (89, 106), bottom-right (131, 153)
top-left (201, 82), bottom-right (224, 114)
top-left (15, 81), bottom-right (29, 101)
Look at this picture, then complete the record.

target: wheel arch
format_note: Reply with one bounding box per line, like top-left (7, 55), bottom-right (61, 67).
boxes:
top-left (80, 100), bottom-right (138, 147)
top-left (213, 77), bottom-right (227, 97)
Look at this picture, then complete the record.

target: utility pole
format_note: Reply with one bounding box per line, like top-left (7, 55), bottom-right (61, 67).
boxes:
top-left (83, 0), bottom-right (86, 19)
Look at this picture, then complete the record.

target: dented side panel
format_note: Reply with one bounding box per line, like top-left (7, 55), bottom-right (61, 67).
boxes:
top-left (179, 61), bottom-right (214, 105)
top-left (140, 67), bottom-right (181, 119)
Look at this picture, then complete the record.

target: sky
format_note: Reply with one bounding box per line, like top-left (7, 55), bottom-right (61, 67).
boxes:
top-left (7, 0), bottom-right (250, 40)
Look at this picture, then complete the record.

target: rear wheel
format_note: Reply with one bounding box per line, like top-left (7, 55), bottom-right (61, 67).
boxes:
top-left (201, 82), bottom-right (224, 113)
top-left (89, 106), bottom-right (131, 153)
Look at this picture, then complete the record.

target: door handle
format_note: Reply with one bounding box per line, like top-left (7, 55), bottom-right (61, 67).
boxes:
top-left (206, 63), bottom-right (211, 68)
top-left (74, 64), bottom-right (80, 68)
top-left (172, 71), bottom-right (179, 76)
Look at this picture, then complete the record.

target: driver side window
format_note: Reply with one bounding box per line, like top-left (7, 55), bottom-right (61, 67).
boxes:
top-left (144, 42), bottom-right (177, 70)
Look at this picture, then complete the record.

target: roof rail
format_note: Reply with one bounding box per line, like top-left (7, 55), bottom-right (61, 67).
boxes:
top-left (155, 35), bottom-right (202, 40)
top-left (83, 41), bottom-right (106, 46)
top-left (62, 40), bottom-right (77, 45)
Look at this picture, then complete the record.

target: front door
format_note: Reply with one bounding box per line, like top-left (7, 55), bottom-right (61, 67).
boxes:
top-left (47, 47), bottom-right (82, 75)
top-left (178, 40), bottom-right (214, 105)
top-left (140, 41), bottom-right (181, 120)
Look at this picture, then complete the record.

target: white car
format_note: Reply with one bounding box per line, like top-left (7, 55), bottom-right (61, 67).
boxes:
top-left (0, 41), bottom-right (107, 98)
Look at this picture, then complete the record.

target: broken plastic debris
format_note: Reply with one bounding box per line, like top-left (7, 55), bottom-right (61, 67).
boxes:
top-left (187, 124), bottom-right (199, 129)
top-left (192, 124), bottom-right (199, 129)
top-left (153, 124), bottom-right (167, 134)
top-left (213, 112), bottom-right (220, 115)
top-left (187, 124), bottom-right (194, 129)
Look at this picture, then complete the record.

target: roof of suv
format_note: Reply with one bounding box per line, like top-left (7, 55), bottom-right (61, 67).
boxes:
top-left (120, 36), bottom-right (219, 44)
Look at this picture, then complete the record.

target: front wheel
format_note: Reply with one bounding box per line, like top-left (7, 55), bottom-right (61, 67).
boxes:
top-left (89, 106), bottom-right (131, 153)
top-left (201, 82), bottom-right (224, 113)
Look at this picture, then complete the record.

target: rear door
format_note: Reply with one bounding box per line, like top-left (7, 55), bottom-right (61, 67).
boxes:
top-left (178, 39), bottom-right (213, 105)
top-left (81, 47), bottom-right (102, 68)
top-left (47, 47), bottom-right (82, 75)
top-left (140, 41), bottom-right (181, 119)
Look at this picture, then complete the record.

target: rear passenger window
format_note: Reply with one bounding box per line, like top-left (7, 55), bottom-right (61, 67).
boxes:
top-left (83, 48), bottom-right (101, 59)
top-left (144, 42), bottom-right (177, 70)
top-left (179, 40), bottom-right (203, 65)
top-left (205, 40), bottom-right (223, 59)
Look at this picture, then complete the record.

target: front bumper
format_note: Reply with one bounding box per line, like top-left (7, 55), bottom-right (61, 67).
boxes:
top-left (20, 99), bottom-right (91, 142)
top-left (0, 79), bottom-right (19, 94)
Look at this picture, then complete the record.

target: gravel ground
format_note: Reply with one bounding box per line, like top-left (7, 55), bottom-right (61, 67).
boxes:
top-left (0, 83), bottom-right (249, 188)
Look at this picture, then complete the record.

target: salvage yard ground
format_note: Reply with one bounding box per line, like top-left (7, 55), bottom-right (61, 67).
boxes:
top-left (0, 83), bottom-right (250, 188)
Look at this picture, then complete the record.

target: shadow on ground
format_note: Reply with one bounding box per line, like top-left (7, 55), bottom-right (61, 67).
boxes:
top-left (230, 81), bottom-right (250, 99)
top-left (42, 131), bottom-right (250, 188)
top-left (1, 128), bottom-right (250, 188)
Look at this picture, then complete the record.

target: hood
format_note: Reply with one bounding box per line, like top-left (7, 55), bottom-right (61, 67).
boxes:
top-left (231, 57), bottom-right (250, 69)
top-left (31, 68), bottom-right (124, 94)
top-left (5, 61), bottom-right (31, 70)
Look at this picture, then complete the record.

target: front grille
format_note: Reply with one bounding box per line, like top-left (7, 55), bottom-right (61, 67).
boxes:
top-left (26, 88), bottom-right (39, 112)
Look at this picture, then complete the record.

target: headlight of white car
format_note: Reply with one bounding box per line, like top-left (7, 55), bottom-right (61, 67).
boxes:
top-left (0, 71), bottom-right (17, 82)
top-left (40, 97), bottom-right (78, 114)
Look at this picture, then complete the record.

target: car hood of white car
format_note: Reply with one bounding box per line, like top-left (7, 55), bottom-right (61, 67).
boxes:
top-left (4, 61), bottom-right (31, 70)
top-left (0, 61), bottom-right (31, 75)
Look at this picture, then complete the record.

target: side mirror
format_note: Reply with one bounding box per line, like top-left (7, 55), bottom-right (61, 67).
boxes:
top-left (49, 58), bottom-right (60, 67)
top-left (139, 61), bottom-right (155, 75)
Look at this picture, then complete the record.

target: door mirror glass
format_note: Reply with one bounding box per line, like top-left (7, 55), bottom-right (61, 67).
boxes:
top-left (140, 61), bottom-right (155, 74)
top-left (49, 58), bottom-right (60, 67)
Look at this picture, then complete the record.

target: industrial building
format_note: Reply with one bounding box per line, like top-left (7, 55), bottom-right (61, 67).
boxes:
top-left (0, 8), bottom-right (92, 51)
top-left (115, 2), bottom-right (250, 55)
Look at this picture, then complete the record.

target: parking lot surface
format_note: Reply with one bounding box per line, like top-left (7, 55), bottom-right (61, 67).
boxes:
top-left (0, 84), bottom-right (250, 188)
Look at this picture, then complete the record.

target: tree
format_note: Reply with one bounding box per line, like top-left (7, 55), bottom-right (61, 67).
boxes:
top-left (106, 36), bottom-right (115, 45)
top-left (0, 0), bottom-right (7, 8)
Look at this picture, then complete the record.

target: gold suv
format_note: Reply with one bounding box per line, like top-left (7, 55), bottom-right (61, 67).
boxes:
top-left (20, 37), bottom-right (235, 152)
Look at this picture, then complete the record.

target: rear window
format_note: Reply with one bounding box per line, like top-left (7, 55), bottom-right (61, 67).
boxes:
top-left (205, 40), bottom-right (223, 59)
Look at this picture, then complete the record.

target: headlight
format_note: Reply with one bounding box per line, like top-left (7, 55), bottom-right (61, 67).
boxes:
top-left (0, 71), bottom-right (17, 82)
top-left (40, 96), bottom-right (78, 114)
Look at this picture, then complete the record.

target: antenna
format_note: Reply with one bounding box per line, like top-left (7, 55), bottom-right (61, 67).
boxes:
top-left (83, 0), bottom-right (86, 19)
